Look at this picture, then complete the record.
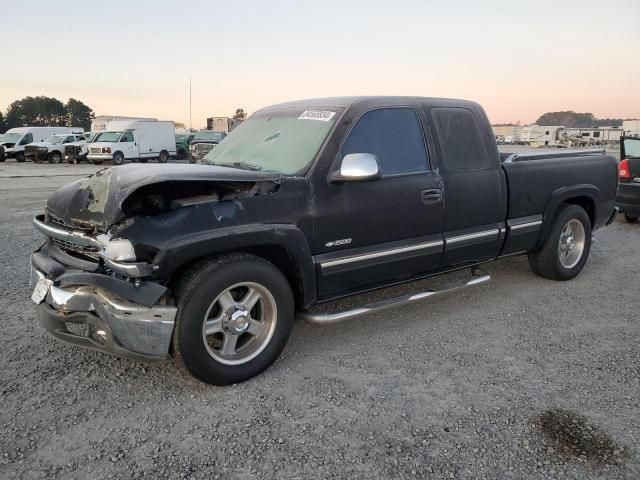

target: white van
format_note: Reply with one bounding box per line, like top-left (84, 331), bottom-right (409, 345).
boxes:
top-left (0, 127), bottom-right (82, 162)
top-left (86, 120), bottom-right (176, 165)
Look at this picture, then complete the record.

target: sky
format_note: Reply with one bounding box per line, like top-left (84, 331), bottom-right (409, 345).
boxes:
top-left (2, 0), bottom-right (639, 128)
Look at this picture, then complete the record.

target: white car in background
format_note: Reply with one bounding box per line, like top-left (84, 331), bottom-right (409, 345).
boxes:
top-left (0, 127), bottom-right (80, 162)
top-left (24, 132), bottom-right (85, 163)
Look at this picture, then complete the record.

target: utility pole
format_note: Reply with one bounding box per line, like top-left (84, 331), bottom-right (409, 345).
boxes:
top-left (189, 77), bottom-right (192, 131)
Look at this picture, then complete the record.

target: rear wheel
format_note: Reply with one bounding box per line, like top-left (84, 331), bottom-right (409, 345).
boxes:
top-left (158, 150), bottom-right (169, 163)
top-left (624, 214), bottom-right (638, 223)
top-left (113, 152), bottom-right (125, 165)
top-left (172, 253), bottom-right (294, 385)
top-left (528, 204), bottom-right (591, 281)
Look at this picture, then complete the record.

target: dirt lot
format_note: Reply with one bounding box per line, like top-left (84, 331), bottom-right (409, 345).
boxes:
top-left (0, 160), bottom-right (639, 479)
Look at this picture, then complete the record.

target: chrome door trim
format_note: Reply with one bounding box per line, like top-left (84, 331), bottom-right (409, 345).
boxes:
top-left (509, 220), bottom-right (542, 231)
top-left (320, 240), bottom-right (444, 269)
top-left (445, 229), bottom-right (499, 245)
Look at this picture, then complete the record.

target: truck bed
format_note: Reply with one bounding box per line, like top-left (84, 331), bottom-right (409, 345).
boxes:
top-left (501, 149), bottom-right (617, 229)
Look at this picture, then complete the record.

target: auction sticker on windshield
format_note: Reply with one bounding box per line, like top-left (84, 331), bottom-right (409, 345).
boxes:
top-left (298, 110), bottom-right (336, 122)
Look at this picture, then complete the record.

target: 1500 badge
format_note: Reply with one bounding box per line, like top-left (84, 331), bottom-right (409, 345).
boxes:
top-left (325, 238), bottom-right (352, 247)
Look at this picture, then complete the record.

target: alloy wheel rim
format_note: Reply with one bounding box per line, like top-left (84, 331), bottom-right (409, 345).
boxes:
top-left (201, 282), bottom-right (277, 365)
top-left (557, 219), bottom-right (585, 269)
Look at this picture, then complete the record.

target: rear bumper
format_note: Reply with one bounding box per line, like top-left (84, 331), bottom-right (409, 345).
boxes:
top-left (32, 265), bottom-right (176, 361)
top-left (616, 182), bottom-right (640, 216)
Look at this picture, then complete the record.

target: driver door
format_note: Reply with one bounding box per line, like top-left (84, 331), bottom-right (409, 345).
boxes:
top-left (312, 106), bottom-right (445, 299)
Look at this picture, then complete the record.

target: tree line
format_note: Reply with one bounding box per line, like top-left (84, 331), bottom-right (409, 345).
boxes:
top-left (0, 96), bottom-right (95, 132)
top-left (535, 111), bottom-right (624, 128)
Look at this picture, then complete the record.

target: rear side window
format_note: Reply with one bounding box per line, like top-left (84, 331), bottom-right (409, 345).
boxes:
top-left (341, 108), bottom-right (429, 176)
top-left (431, 107), bottom-right (490, 171)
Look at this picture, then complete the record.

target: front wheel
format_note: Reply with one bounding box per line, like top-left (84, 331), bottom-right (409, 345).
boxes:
top-left (15, 152), bottom-right (25, 163)
top-left (624, 214), bottom-right (638, 224)
top-left (528, 204), bottom-right (591, 281)
top-left (172, 253), bottom-right (294, 385)
top-left (113, 152), bottom-right (125, 165)
top-left (48, 151), bottom-right (62, 163)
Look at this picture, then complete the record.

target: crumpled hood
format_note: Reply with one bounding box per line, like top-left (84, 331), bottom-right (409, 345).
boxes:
top-left (46, 163), bottom-right (282, 230)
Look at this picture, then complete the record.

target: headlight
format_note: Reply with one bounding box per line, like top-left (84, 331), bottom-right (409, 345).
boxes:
top-left (102, 147), bottom-right (112, 154)
top-left (102, 238), bottom-right (136, 262)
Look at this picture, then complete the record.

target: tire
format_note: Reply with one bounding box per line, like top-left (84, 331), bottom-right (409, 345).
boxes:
top-left (91, 159), bottom-right (104, 165)
top-left (16, 152), bottom-right (25, 163)
top-left (113, 152), bottom-right (125, 165)
top-left (528, 204), bottom-right (592, 281)
top-left (624, 214), bottom-right (638, 224)
top-left (158, 150), bottom-right (169, 163)
top-left (172, 253), bottom-right (294, 385)
top-left (177, 148), bottom-right (186, 160)
top-left (48, 151), bottom-right (62, 163)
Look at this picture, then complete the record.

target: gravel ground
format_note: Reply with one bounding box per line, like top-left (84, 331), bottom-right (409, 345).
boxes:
top-left (0, 161), bottom-right (639, 479)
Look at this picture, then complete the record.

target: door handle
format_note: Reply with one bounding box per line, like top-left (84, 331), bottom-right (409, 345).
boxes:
top-left (421, 189), bottom-right (442, 204)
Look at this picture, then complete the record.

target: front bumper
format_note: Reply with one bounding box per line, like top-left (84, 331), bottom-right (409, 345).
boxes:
top-left (25, 149), bottom-right (49, 162)
top-left (65, 153), bottom-right (88, 162)
top-left (32, 265), bottom-right (176, 361)
top-left (87, 153), bottom-right (112, 161)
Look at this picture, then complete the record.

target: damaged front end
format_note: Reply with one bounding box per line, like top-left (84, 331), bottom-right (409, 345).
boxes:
top-left (31, 163), bottom-right (282, 361)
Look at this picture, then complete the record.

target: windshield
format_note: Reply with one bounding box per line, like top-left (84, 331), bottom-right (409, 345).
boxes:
top-left (194, 131), bottom-right (225, 142)
top-left (203, 107), bottom-right (341, 174)
top-left (96, 131), bottom-right (122, 142)
top-left (624, 138), bottom-right (640, 158)
top-left (45, 135), bottom-right (64, 144)
top-left (0, 132), bottom-right (23, 143)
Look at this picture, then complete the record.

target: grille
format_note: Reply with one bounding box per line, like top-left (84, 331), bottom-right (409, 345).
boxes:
top-left (65, 145), bottom-right (81, 155)
top-left (196, 143), bottom-right (215, 152)
top-left (90, 147), bottom-right (102, 154)
top-left (52, 238), bottom-right (100, 258)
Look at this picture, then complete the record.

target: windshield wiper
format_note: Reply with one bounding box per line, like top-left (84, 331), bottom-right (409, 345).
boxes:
top-left (207, 161), bottom-right (263, 171)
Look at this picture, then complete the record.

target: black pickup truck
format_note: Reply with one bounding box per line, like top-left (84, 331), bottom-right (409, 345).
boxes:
top-left (30, 96), bottom-right (618, 385)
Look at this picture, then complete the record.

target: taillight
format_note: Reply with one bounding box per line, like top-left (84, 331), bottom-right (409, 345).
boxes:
top-left (619, 159), bottom-right (630, 181)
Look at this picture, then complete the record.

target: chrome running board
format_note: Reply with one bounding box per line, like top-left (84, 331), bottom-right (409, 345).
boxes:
top-left (299, 268), bottom-right (490, 325)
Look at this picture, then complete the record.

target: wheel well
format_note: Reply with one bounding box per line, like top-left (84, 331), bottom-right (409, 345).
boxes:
top-left (169, 246), bottom-right (305, 308)
top-left (562, 196), bottom-right (595, 226)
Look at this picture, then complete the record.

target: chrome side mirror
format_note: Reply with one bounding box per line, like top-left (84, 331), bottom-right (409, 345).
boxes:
top-left (331, 153), bottom-right (381, 183)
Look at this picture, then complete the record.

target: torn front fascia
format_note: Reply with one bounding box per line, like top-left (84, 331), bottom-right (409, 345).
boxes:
top-left (31, 246), bottom-right (167, 308)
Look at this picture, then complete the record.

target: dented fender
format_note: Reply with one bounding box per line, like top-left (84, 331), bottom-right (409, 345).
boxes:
top-left (154, 223), bottom-right (317, 308)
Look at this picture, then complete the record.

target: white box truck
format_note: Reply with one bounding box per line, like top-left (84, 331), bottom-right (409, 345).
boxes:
top-left (0, 126), bottom-right (82, 162)
top-left (86, 120), bottom-right (176, 165)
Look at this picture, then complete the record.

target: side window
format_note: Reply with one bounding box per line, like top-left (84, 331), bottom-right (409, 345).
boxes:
top-left (20, 133), bottom-right (33, 145)
top-left (341, 108), bottom-right (429, 176)
top-left (63, 136), bottom-right (74, 143)
top-left (431, 107), bottom-right (490, 171)
top-left (120, 132), bottom-right (134, 142)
